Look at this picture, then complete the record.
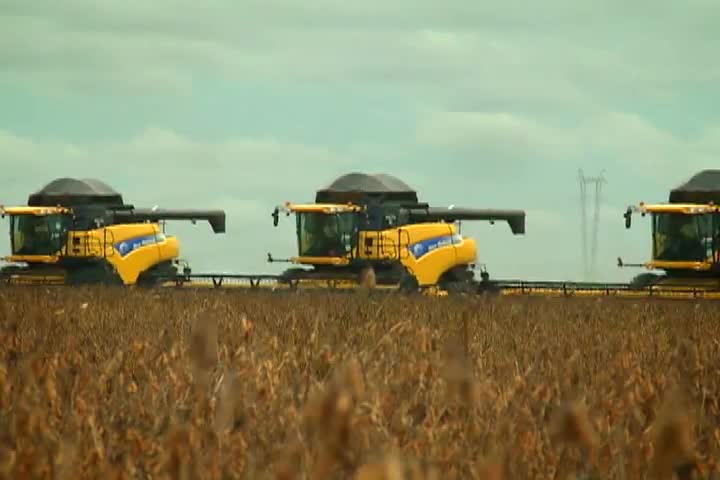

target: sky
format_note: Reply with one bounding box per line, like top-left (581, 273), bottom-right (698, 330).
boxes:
top-left (1, 1), bottom-right (719, 282)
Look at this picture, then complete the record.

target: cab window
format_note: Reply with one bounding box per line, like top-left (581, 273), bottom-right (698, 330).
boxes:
top-left (296, 212), bottom-right (358, 257)
top-left (10, 214), bottom-right (70, 255)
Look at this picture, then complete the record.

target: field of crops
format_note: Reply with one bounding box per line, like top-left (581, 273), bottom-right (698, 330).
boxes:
top-left (0, 287), bottom-right (718, 479)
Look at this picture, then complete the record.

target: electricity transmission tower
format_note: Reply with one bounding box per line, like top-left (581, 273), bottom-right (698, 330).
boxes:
top-left (578, 169), bottom-right (606, 280)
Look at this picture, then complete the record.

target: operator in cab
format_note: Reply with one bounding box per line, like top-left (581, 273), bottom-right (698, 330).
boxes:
top-left (308, 215), bottom-right (347, 257)
top-left (657, 215), bottom-right (708, 262)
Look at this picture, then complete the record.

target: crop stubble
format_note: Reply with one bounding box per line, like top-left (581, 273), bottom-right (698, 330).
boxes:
top-left (0, 286), bottom-right (718, 479)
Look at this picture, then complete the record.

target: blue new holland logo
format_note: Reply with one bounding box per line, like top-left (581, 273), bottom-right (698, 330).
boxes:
top-left (408, 234), bottom-right (462, 259)
top-left (114, 234), bottom-right (164, 257)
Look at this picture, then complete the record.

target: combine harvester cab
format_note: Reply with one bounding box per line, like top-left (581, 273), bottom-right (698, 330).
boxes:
top-left (621, 169), bottom-right (720, 293)
top-left (0, 177), bottom-right (225, 286)
top-left (268, 172), bottom-right (526, 294)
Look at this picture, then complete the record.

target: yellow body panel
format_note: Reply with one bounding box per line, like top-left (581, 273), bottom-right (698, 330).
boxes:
top-left (95, 223), bottom-right (180, 284)
top-left (356, 222), bottom-right (476, 286)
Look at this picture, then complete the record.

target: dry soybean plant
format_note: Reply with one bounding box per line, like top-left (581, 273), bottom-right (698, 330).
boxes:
top-left (0, 286), bottom-right (718, 479)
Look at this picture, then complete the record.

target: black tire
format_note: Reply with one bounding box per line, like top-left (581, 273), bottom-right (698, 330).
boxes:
top-left (136, 261), bottom-right (179, 287)
top-left (437, 266), bottom-right (477, 295)
top-left (441, 280), bottom-right (476, 295)
top-left (476, 281), bottom-right (502, 295)
top-left (398, 271), bottom-right (419, 293)
top-left (66, 262), bottom-right (123, 286)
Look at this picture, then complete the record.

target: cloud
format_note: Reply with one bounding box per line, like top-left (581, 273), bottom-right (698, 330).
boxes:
top-left (416, 111), bottom-right (579, 164)
top-left (2, 0), bottom-right (719, 283)
top-left (415, 110), bottom-right (720, 186)
top-left (3, 0), bottom-right (718, 105)
top-left (0, 127), bottom-right (354, 202)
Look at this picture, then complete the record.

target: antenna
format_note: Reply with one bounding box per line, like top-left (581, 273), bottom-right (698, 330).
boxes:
top-left (578, 169), bottom-right (606, 280)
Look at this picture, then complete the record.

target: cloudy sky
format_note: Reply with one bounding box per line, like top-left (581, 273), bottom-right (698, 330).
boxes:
top-left (1, 1), bottom-right (719, 282)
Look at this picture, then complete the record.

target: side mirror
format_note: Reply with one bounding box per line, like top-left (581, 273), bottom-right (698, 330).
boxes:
top-left (624, 207), bottom-right (632, 229)
top-left (272, 207), bottom-right (279, 227)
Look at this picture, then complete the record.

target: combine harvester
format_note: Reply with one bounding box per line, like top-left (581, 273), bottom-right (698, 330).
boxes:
top-left (269, 172), bottom-right (525, 293)
top-left (0, 178), bottom-right (226, 286)
top-left (5, 171), bottom-right (720, 300)
top-left (168, 172), bottom-right (527, 294)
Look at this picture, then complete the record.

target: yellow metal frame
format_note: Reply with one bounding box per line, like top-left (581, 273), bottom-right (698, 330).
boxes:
top-left (645, 260), bottom-right (710, 271)
top-left (283, 202), bottom-right (361, 266)
top-left (290, 256), bottom-right (350, 265)
top-left (630, 201), bottom-right (720, 272)
top-left (4, 254), bottom-right (60, 264)
top-left (637, 202), bottom-right (720, 214)
top-left (0, 206), bottom-right (71, 216)
top-left (284, 202), bottom-right (363, 214)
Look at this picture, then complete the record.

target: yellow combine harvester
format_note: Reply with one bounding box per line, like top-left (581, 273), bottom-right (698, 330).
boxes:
top-left (264, 172), bottom-right (526, 293)
top-left (7, 171), bottom-right (720, 301)
top-left (619, 169), bottom-right (720, 292)
top-left (0, 178), bottom-right (225, 286)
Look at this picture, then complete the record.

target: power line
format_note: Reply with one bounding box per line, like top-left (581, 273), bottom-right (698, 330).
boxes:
top-left (578, 169), bottom-right (606, 280)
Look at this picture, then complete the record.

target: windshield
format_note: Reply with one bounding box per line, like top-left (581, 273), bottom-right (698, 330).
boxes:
top-left (296, 211), bottom-right (358, 257)
top-left (653, 212), bottom-right (714, 262)
top-left (10, 214), bottom-right (71, 255)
